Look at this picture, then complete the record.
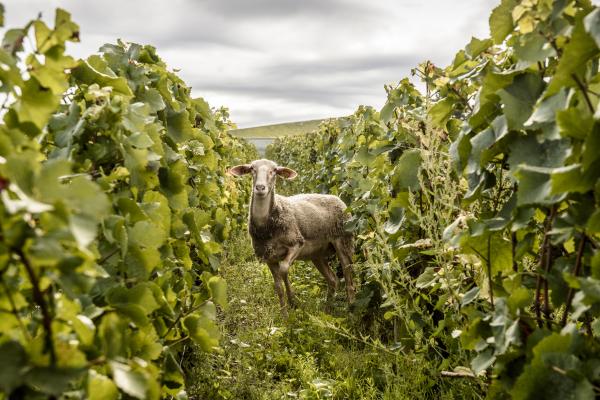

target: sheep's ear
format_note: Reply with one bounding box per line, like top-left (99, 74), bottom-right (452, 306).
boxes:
top-left (228, 164), bottom-right (252, 176)
top-left (276, 167), bottom-right (297, 180)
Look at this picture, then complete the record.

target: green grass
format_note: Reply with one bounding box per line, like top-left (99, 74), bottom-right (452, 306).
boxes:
top-left (185, 233), bottom-right (485, 399)
top-left (229, 119), bottom-right (327, 139)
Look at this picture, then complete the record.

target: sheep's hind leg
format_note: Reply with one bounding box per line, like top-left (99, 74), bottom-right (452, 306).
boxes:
top-left (332, 237), bottom-right (356, 303)
top-left (312, 255), bottom-right (338, 306)
top-left (282, 270), bottom-right (295, 309)
top-left (267, 262), bottom-right (287, 317)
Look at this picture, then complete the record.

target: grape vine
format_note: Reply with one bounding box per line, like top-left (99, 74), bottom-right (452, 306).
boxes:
top-left (268, 1), bottom-right (600, 397)
top-left (0, 7), bottom-right (256, 399)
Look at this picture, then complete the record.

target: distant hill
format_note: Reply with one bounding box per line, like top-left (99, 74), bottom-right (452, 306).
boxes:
top-left (229, 119), bottom-right (325, 139)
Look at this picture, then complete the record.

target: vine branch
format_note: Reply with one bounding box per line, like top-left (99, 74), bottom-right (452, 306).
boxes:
top-left (535, 206), bottom-right (556, 328)
top-left (571, 73), bottom-right (594, 114)
top-left (15, 248), bottom-right (56, 365)
top-left (560, 234), bottom-right (588, 327)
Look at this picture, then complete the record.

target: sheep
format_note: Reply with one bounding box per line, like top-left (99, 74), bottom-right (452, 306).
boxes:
top-left (228, 159), bottom-right (355, 315)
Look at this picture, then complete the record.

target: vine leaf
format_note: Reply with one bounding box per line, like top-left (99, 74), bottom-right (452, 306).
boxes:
top-left (545, 16), bottom-right (600, 97)
top-left (489, 0), bottom-right (518, 44)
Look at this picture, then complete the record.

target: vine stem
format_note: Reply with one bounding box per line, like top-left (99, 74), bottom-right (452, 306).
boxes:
top-left (98, 247), bottom-right (120, 264)
top-left (467, 244), bottom-right (494, 310)
top-left (0, 277), bottom-right (31, 340)
top-left (511, 232), bottom-right (518, 273)
top-left (535, 206), bottom-right (556, 328)
top-left (571, 73), bottom-right (595, 114)
top-left (560, 234), bottom-right (588, 327)
top-left (487, 235), bottom-right (494, 310)
top-left (160, 300), bottom-right (208, 340)
top-left (15, 248), bottom-right (56, 365)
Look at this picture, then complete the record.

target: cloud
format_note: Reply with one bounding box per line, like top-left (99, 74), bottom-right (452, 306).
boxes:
top-left (4, 0), bottom-right (504, 127)
top-left (260, 53), bottom-right (424, 76)
top-left (198, 0), bottom-right (374, 20)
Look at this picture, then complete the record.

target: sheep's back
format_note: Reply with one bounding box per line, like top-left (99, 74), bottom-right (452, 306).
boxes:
top-left (281, 194), bottom-right (349, 240)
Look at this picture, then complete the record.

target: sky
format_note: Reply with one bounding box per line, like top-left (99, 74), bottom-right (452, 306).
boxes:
top-left (5, 0), bottom-right (501, 128)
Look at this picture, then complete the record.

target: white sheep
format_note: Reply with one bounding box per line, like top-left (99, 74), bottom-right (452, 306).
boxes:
top-left (228, 159), bottom-right (355, 315)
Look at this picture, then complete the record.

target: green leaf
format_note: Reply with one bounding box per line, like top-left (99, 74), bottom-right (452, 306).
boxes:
top-left (130, 328), bottom-right (163, 361)
top-left (550, 164), bottom-right (598, 195)
top-left (384, 205), bottom-right (405, 235)
top-left (183, 302), bottom-right (219, 351)
top-left (25, 367), bottom-right (85, 396)
top-left (72, 55), bottom-right (133, 96)
top-left (471, 348), bottom-right (495, 374)
top-left (514, 165), bottom-right (565, 206)
top-left (87, 371), bottom-right (119, 400)
top-left (54, 9), bottom-right (80, 43)
top-left (545, 17), bottom-right (600, 97)
top-left (507, 287), bottom-right (532, 313)
top-left (127, 132), bottom-right (155, 149)
top-left (429, 97), bottom-right (455, 128)
top-left (73, 315), bottom-right (96, 347)
top-left (69, 214), bottom-right (98, 248)
top-left (498, 73), bottom-right (544, 130)
top-left (466, 116), bottom-right (508, 173)
top-left (514, 33), bottom-right (556, 64)
top-left (587, 209), bottom-right (600, 233)
top-left (465, 37), bottom-right (492, 58)
top-left (353, 146), bottom-right (377, 166)
top-left (380, 102), bottom-right (395, 124)
top-left (208, 276), bottom-right (227, 309)
top-left (138, 88), bottom-right (166, 113)
top-left (391, 149), bottom-right (422, 191)
top-left (461, 286), bottom-right (480, 306)
top-left (129, 220), bottom-right (167, 248)
top-left (14, 78), bottom-right (61, 131)
top-left (582, 124), bottom-right (600, 170)
top-left (508, 135), bottom-right (571, 174)
top-left (512, 333), bottom-right (593, 400)
top-left (58, 176), bottom-right (111, 220)
top-left (524, 89), bottom-right (568, 127)
top-left (107, 284), bottom-right (160, 324)
top-left (110, 362), bottom-right (148, 399)
top-left (556, 107), bottom-right (594, 139)
top-left (0, 341), bottom-right (26, 393)
top-left (584, 8), bottom-right (600, 50)
top-left (489, 0), bottom-right (517, 44)
top-left (461, 232), bottom-right (513, 275)
top-left (29, 53), bottom-right (74, 95)
top-left (512, 359), bottom-right (594, 400)
top-left (166, 109), bottom-right (197, 143)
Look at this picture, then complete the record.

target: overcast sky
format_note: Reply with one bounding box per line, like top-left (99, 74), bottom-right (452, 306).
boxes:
top-left (6, 0), bottom-right (503, 128)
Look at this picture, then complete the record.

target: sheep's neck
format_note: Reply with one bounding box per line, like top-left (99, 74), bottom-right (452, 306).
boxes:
top-left (251, 189), bottom-right (274, 226)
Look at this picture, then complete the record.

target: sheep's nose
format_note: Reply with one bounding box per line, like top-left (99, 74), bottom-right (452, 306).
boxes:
top-left (255, 184), bottom-right (266, 191)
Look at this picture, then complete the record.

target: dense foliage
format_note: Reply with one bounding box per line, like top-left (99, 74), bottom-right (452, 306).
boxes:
top-left (0, 7), bottom-right (256, 399)
top-left (268, 0), bottom-right (600, 397)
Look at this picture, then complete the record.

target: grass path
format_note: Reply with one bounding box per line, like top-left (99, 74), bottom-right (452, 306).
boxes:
top-left (185, 235), bottom-right (483, 399)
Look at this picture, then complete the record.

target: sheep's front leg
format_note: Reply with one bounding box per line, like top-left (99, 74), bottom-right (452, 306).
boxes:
top-left (280, 243), bottom-right (303, 308)
top-left (267, 262), bottom-right (287, 317)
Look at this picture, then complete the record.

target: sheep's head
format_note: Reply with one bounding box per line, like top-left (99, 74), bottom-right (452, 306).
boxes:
top-left (228, 159), bottom-right (297, 198)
